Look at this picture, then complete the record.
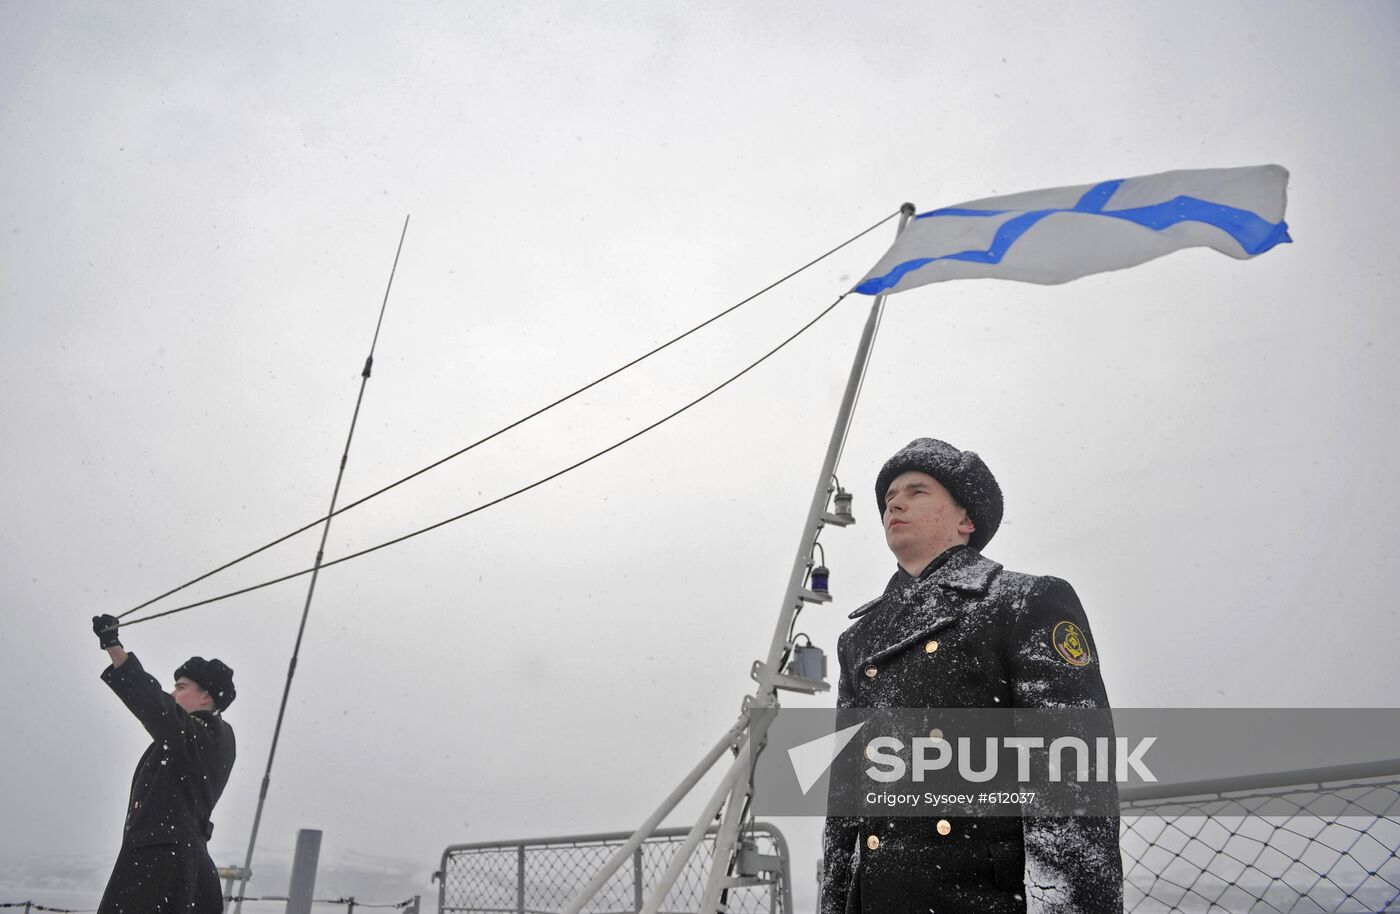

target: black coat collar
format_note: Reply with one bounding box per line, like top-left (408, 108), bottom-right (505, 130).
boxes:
top-left (843, 547), bottom-right (1004, 671)
top-left (847, 546), bottom-right (1001, 620)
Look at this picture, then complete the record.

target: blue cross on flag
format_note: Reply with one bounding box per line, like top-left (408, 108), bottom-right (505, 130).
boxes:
top-left (856, 164), bottom-right (1290, 294)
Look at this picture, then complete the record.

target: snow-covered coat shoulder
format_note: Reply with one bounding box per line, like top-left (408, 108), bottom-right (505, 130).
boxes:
top-left (819, 546), bottom-right (1122, 914)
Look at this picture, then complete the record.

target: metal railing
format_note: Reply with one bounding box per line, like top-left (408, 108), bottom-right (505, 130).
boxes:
top-left (1120, 757), bottom-right (1400, 912)
top-left (439, 823), bottom-right (792, 914)
top-left (2, 890), bottom-right (414, 912)
top-left (0, 896), bottom-right (419, 914)
top-left (224, 895), bottom-right (420, 913)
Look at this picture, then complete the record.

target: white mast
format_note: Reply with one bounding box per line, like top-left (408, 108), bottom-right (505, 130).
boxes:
top-left (564, 203), bottom-right (915, 914)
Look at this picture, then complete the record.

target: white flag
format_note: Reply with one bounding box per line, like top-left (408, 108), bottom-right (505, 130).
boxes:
top-left (856, 164), bottom-right (1290, 294)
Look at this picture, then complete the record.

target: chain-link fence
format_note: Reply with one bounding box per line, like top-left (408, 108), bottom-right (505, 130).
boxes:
top-left (1120, 758), bottom-right (1400, 912)
top-left (438, 823), bottom-right (791, 914)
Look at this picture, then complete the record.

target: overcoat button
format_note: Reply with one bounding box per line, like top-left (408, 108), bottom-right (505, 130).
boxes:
top-left (864, 743), bottom-right (877, 760)
top-left (864, 666), bottom-right (878, 679)
top-left (866, 835), bottom-right (880, 850)
top-left (936, 819), bottom-right (952, 836)
top-left (928, 728), bottom-right (943, 740)
top-left (925, 640), bottom-right (940, 653)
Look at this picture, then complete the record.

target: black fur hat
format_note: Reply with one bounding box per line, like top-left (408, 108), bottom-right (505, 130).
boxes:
top-left (175, 657), bottom-right (236, 711)
top-left (875, 438), bottom-right (1003, 552)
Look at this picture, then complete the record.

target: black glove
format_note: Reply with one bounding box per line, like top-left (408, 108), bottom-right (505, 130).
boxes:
top-left (92, 614), bottom-right (122, 650)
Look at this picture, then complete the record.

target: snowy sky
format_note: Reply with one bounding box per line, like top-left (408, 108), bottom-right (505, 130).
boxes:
top-left (3, 2), bottom-right (1398, 911)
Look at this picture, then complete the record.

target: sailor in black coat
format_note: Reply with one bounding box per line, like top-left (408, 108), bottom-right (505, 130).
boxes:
top-left (92, 615), bottom-right (237, 914)
top-left (820, 439), bottom-right (1121, 914)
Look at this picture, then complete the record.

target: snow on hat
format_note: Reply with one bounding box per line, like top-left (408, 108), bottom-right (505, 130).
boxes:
top-left (175, 657), bottom-right (236, 711)
top-left (875, 438), bottom-right (1003, 552)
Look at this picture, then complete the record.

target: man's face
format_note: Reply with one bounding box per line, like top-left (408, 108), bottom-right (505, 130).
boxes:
top-left (171, 677), bottom-right (213, 713)
top-left (882, 470), bottom-right (975, 563)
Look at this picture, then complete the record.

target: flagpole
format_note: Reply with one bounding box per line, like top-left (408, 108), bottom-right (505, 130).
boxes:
top-left (694, 202), bottom-right (914, 912)
top-left (563, 204), bottom-right (914, 914)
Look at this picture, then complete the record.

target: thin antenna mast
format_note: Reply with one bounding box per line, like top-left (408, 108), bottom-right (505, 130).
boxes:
top-left (228, 216), bottom-right (411, 912)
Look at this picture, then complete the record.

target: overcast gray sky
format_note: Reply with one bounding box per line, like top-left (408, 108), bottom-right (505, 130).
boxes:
top-left (3, 2), bottom-right (1399, 911)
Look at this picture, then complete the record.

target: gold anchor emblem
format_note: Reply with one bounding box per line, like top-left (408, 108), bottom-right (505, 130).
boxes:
top-left (1052, 620), bottom-right (1091, 667)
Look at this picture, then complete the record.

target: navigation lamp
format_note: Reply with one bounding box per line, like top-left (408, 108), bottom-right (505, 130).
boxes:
top-left (823, 476), bottom-right (856, 527)
top-left (832, 487), bottom-right (854, 524)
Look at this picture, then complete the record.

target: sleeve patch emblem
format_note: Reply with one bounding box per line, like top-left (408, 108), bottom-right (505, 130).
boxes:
top-left (1052, 620), bottom-right (1092, 667)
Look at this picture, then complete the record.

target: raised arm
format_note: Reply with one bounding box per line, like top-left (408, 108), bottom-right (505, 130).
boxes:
top-left (93, 614), bottom-right (128, 667)
top-left (93, 614), bottom-right (192, 744)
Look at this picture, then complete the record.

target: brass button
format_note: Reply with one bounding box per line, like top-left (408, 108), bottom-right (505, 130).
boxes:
top-left (866, 834), bottom-right (880, 850)
top-left (864, 742), bottom-right (877, 760)
top-left (925, 640), bottom-right (940, 653)
top-left (864, 666), bottom-right (878, 679)
top-left (928, 728), bottom-right (943, 740)
top-left (936, 819), bottom-right (952, 836)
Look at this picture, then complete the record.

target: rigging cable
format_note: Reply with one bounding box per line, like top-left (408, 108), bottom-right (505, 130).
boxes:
top-left (115, 208), bottom-right (900, 619)
top-left (119, 289), bottom-right (854, 628)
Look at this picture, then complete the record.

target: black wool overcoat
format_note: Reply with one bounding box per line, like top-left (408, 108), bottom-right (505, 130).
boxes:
top-left (98, 653), bottom-right (236, 914)
top-left (820, 545), bottom-right (1123, 914)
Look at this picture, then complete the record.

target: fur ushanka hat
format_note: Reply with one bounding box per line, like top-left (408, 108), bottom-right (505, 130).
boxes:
top-left (875, 438), bottom-right (1004, 552)
top-left (175, 656), bottom-right (236, 711)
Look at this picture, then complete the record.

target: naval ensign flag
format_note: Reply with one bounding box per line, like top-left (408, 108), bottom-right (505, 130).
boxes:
top-left (856, 164), bottom-right (1291, 294)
